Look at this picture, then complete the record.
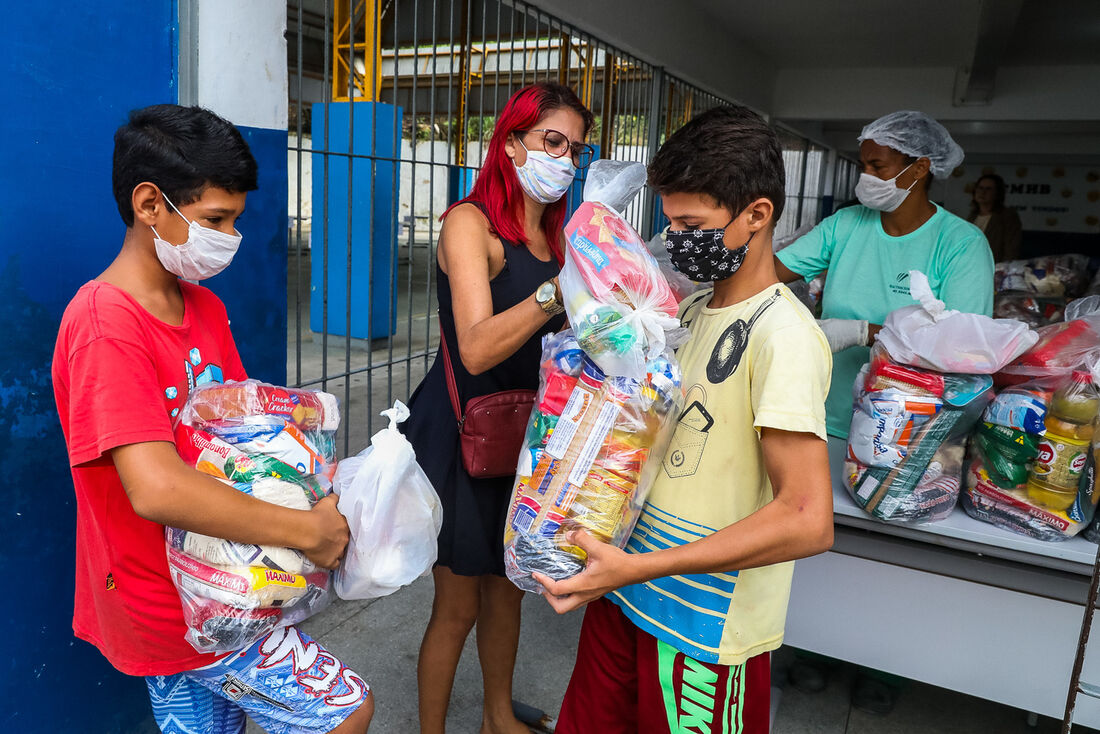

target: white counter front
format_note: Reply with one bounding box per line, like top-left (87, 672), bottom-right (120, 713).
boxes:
top-left (784, 438), bottom-right (1100, 727)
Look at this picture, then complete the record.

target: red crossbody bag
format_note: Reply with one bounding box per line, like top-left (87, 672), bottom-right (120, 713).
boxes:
top-left (439, 326), bottom-right (534, 479)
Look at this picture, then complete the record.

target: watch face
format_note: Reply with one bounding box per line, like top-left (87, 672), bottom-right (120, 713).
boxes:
top-left (537, 282), bottom-right (555, 302)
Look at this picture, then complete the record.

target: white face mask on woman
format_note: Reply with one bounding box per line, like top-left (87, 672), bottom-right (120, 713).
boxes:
top-left (512, 139), bottom-right (577, 204)
top-left (152, 193), bottom-right (242, 281)
top-left (855, 162), bottom-right (918, 212)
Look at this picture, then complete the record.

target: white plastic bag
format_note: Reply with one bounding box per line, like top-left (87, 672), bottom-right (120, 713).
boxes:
top-left (876, 271), bottom-right (1038, 374)
top-left (333, 401), bottom-right (442, 600)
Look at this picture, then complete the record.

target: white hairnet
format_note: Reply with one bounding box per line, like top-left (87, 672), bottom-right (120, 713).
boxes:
top-left (858, 111), bottom-right (964, 178)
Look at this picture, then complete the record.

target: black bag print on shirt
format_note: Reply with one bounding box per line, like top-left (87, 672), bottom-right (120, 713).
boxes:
top-left (664, 395), bottom-right (714, 479)
top-left (706, 289), bottom-right (782, 384)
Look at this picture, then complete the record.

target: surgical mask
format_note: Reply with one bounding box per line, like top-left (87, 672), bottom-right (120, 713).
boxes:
top-left (512, 141), bottom-right (576, 204)
top-left (855, 162), bottom-right (917, 212)
top-left (152, 194), bottom-right (242, 281)
top-left (664, 219), bottom-right (754, 283)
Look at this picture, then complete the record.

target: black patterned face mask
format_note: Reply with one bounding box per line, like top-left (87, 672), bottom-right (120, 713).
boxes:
top-left (663, 219), bottom-right (753, 283)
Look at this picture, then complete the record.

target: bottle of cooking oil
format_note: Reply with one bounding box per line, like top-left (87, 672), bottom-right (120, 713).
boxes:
top-left (1027, 371), bottom-right (1099, 511)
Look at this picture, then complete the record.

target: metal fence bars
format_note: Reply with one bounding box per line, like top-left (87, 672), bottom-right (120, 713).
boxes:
top-left (286, 0), bottom-right (855, 451)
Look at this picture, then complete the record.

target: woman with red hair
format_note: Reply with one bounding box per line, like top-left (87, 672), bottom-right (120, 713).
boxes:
top-left (403, 83), bottom-right (594, 733)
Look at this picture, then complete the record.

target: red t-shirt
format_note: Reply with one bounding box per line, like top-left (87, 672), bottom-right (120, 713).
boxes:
top-left (52, 280), bottom-right (248, 676)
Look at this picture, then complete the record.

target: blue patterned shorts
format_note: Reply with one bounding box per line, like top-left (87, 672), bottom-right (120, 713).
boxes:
top-left (146, 625), bottom-right (370, 734)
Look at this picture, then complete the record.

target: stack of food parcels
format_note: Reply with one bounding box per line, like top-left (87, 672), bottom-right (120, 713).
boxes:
top-left (170, 380), bottom-right (340, 652)
top-left (504, 161), bottom-right (686, 592)
top-left (962, 317), bottom-right (1100, 540)
top-left (993, 254), bottom-right (1095, 327)
top-left (843, 271), bottom-right (1037, 524)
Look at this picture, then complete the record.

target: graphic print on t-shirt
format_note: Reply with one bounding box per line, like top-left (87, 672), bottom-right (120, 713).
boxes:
top-left (888, 270), bottom-right (912, 297)
top-left (705, 289), bottom-right (781, 383)
top-left (663, 388), bottom-right (713, 479)
top-left (164, 346), bottom-right (226, 419)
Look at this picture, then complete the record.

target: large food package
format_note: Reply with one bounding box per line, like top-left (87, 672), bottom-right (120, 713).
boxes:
top-left (504, 331), bottom-right (682, 591)
top-left (995, 254), bottom-right (1093, 301)
top-left (962, 369), bottom-right (1100, 541)
top-left (843, 348), bottom-right (993, 523)
top-left (842, 272), bottom-right (1035, 525)
top-left (997, 318), bottom-right (1100, 386)
top-left (504, 161), bottom-right (686, 592)
top-left (169, 380), bottom-right (339, 652)
top-left (993, 292), bottom-right (1065, 328)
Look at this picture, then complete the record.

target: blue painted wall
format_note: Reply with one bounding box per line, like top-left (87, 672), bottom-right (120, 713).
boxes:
top-left (0, 3), bottom-right (286, 730)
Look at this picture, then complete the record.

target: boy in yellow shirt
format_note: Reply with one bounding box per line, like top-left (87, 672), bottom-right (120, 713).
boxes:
top-left (537, 105), bottom-right (834, 734)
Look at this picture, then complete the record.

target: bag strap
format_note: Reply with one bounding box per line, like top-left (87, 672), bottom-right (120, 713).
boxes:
top-left (438, 321), bottom-right (464, 427)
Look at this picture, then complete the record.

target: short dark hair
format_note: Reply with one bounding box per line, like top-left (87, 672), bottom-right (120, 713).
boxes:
top-left (112, 104), bottom-right (258, 226)
top-left (648, 105), bottom-right (785, 225)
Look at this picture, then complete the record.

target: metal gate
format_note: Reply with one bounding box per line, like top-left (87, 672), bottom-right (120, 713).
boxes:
top-left (286, 0), bottom-right (845, 452)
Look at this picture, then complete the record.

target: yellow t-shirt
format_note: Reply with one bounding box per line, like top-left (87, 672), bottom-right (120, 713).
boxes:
top-left (610, 283), bottom-right (831, 665)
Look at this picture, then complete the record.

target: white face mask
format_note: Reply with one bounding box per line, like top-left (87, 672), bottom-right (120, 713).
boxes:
top-left (855, 162), bottom-right (918, 212)
top-left (512, 140), bottom-right (577, 204)
top-left (152, 194), bottom-right (242, 281)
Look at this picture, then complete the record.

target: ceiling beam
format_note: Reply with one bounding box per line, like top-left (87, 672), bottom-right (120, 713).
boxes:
top-left (954, 0), bottom-right (1024, 106)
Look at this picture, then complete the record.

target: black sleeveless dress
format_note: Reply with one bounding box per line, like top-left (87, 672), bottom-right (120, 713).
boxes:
top-left (403, 213), bottom-right (565, 577)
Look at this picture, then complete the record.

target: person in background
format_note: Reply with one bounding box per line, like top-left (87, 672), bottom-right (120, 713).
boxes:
top-left (402, 83), bottom-right (594, 734)
top-left (968, 173), bottom-right (1022, 262)
top-left (773, 111), bottom-right (995, 713)
top-left (775, 110), bottom-right (994, 441)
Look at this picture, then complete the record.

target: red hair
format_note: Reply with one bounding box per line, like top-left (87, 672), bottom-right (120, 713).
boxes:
top-left (443, 83), bottom-right (594, 264)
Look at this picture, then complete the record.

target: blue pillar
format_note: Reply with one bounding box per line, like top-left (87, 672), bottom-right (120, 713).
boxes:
top-left (311, 102), bottom-right (402, 340)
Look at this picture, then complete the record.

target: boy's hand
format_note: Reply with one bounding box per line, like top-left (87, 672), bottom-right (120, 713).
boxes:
top-left (532, 529), bottom-right (639, 614)
top-left (301, 495), bottom-right (351, 570)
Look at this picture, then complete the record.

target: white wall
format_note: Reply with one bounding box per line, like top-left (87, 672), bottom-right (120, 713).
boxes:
top-left (773, 65), bottom-right (1100, 124)
top-left (526, 0), bottom-right (775, 114)
top-left (195, 0), bottom-right (288, 130)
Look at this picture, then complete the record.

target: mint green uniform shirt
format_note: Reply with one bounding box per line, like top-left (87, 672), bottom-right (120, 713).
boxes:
top-left (776, 203), bottom-right (994, 438)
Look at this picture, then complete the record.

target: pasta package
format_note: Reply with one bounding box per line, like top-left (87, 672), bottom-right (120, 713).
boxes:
top-left (504, 331), bottom-right (683, 592)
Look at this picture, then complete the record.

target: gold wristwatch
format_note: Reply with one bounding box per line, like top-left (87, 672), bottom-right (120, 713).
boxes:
top-left (535, 279), bottom-right (565, 316)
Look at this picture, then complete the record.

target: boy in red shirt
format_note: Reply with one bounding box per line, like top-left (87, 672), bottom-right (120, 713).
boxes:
top-left (52, 105), bottom-right (373, 733)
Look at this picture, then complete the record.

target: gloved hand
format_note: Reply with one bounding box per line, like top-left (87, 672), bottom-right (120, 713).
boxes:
top-left (817, 319), bottom-right (869, 353)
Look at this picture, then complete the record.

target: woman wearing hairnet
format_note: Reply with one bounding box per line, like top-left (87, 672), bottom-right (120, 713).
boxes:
top-left (773, 111), bottom-right (994, 714)
top-left (775, 110), bottom-right (994, 441)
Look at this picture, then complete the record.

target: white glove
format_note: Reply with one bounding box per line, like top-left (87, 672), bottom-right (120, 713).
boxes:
top-left (817, 319), bottom-right (869, 353)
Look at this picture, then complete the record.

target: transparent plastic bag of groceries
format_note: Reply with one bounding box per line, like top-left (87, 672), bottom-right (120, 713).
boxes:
top-left (504, 330), bottom-right (684, 592)
top-left (332, 401), bottom-right (442, 600)
top-left (997, 317), bottom-right (1100, 385)
top-left (993, 291), bottom-right (1066, 328)
top-left (875, 270), bottom-right (1037, 374)
top-left (559, 160), bottom-right (686, 380)
top-left (167, 379), bottom-right (339, 653)
top-left (962, 374), bottom-right (1099, 541)
top-left (995, 254), bottom-right (1092, 300)
top-left (843, 346), bottom-right (994, 524)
